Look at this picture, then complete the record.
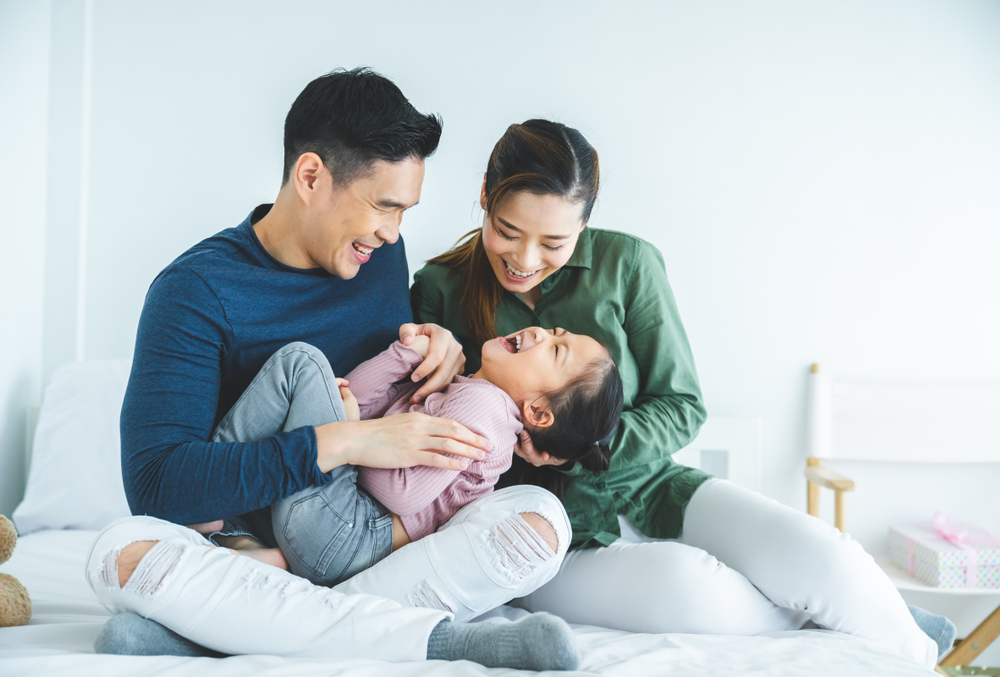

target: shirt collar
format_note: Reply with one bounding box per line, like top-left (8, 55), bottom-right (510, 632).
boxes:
top-left (564, 227), bottom-right (594, 269)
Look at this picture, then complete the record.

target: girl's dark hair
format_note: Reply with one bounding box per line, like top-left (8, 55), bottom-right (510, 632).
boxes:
top-left (283, 67), bottom-right (443, 185)
top-left (428, 119), bottom-right (600, 346)
top-left (515, 352), bottom-right (624, 498)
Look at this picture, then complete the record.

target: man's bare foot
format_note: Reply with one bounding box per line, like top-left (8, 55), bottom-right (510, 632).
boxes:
top-left (214, 534), bottom-right (289, 571)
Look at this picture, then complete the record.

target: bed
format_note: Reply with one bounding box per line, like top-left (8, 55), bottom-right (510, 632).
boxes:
top-left (0, 360), bottom-right (936, 676)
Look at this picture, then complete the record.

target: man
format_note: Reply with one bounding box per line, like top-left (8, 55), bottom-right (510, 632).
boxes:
top-left (87, 68), bottom-right (579, 671)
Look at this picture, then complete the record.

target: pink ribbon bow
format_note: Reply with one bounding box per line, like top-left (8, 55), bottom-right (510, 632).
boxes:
top-left (906, 512), bottom-right (1000, 588)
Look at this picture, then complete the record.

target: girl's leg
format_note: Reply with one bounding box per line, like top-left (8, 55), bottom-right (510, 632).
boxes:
top-left (519, 539), bottom-right (805, 635)
top-left (211, 342), bottom-right (394, 585)
top-left (680, 479), bottom-right (938, 668)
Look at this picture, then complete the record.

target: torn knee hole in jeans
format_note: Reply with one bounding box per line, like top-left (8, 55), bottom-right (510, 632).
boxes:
top-left (484, 513), bottom-right (557, 582)
top-left (101, 540), bottom-right (185, 597)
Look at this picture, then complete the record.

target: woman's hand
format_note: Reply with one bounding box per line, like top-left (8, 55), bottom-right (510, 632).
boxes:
top-left (398, 322), bottom-right (466, 403)
top-left (336, 378), bottom-right (361, 421)
top-left (514, 430), bottom-right (569, 467)
top-left (314, 413), bottom-right (492, 473)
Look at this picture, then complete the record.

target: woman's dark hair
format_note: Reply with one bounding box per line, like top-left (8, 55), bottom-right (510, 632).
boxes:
top-left (428, 119), bottom-right (600, 346)
top-left (283, 67), bottom-right (443, 185)
top-left (515, 352), bottom-right (624, 498)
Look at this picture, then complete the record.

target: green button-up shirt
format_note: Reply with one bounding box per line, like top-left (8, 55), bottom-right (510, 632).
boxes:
top-left (411, 227), bottom-right (710, 549)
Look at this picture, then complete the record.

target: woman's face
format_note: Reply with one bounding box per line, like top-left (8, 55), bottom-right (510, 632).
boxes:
top-left (480, 186), bottom-right (586, 294)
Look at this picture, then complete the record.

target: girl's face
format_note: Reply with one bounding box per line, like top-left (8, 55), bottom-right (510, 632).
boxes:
top-left (476, 327), bottom-right (606, 421)
top-left (480, 186), bottom-right (586, 294)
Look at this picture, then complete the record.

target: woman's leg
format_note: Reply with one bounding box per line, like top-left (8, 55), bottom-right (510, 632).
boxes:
top-left (335, 485), bottom-right (572, 623)
top-left (679, 479), bottom-right (938, 667)
top-left (519, 539), bottom-right (805, 635)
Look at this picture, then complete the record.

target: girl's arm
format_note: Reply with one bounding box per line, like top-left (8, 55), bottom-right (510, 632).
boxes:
top-left (356, 384), bottom-right (518, 516)
top-left (343, 341), bottom-right (424, 420)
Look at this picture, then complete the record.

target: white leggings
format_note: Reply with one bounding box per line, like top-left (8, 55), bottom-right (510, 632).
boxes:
top-left (519, 479), bottom-right (938, 668)
top-left (85, 485), bottom-right (570, 661)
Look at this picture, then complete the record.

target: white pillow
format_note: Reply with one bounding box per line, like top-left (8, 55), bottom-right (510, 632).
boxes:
top-left (12, 359), bottom-right (133, 534)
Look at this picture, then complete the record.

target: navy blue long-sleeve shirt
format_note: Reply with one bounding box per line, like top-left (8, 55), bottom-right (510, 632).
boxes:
top-left (121, 205), bottom-right (413, 525)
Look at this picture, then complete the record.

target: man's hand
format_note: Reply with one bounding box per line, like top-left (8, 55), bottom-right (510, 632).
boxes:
top-left (336, 378), bottom-right (361, 421)
top-left (399, 322), bottom-right (465, 403)
top-left (514, 430), bottom-right (569, 467)
top-left (314, 413), bottom-right (492, 473)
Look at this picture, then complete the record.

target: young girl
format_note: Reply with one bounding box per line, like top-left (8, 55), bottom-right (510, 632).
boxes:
top-left (220, 325), bottom-right (623, 589)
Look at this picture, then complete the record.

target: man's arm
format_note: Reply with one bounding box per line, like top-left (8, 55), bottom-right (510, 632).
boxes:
top-left (357, 385), bottom-right (517, 516)
top-left (121, 266), bottom-right (329, 525)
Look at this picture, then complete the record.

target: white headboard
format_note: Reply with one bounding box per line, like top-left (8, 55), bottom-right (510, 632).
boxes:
top-left (24, 405), bottom-right (40, 483)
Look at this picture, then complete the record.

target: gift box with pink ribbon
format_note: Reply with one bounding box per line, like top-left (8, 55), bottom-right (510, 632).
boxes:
top-left (888, 513), bottom-right (1000, 589)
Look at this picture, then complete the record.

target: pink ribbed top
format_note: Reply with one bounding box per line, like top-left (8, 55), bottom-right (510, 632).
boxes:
top-left (348, 341), bottom-right (522, 541)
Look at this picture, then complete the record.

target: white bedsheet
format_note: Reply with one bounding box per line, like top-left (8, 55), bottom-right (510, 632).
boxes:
top-left (0, 529), bottom-right (935, 676)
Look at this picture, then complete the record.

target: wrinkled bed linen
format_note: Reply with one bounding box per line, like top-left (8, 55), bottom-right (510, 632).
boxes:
top-left (0, 529), bottom-right (934, 676)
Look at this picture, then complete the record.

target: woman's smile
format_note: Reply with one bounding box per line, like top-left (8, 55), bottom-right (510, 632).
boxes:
top-left (502, 258), bottom-right (540, 282)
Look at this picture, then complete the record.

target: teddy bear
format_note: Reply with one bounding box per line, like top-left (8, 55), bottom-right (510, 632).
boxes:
top-left (0, 514), bottom-right (31, 627)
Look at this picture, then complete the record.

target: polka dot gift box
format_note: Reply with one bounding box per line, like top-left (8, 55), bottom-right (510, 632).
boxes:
top-left (888, 512), bottom-right (1000, 589)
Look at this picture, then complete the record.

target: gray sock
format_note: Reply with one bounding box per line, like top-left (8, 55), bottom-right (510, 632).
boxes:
top-left (426, 614), bottom-right (580, 671)
top-left (907, 605), bottom-right (957, 661)
top-left (94, 612), bottom-right (223, 658)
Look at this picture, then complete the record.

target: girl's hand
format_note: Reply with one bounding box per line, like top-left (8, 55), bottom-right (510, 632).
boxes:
top-left (337, 378), bottom-right (361, 421)
top-left (514, 430), bottom-right (568, 467)
top-left (406, 335), bottom-right (431, 358)
top-left (398, 322), bottom-right (466, 403)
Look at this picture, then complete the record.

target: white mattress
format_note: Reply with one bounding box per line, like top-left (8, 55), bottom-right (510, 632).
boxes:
top-left (0, 529), bottom-right (935, 676)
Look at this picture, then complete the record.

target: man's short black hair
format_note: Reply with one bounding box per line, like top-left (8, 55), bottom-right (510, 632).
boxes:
top-left (282, 67), bottom-right (443, 185)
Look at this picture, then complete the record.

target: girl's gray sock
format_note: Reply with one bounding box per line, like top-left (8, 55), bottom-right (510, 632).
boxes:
top-left (426, 614), bottom-right (580, 671)
top-left (94, 612), bottom-right (223, 657)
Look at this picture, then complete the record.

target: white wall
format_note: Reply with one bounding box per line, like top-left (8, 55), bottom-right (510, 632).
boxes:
top-left (3, 0), bottom-right (1000, 651)
top-left (0, 0), bottom-right (51, 519)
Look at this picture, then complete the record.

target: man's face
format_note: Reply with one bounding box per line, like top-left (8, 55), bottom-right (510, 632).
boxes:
top-left (303, 157), bottom-right (425, 278)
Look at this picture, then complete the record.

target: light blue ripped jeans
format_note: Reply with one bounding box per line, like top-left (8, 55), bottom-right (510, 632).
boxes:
top-left (210, 342), bottom-right (393, 586)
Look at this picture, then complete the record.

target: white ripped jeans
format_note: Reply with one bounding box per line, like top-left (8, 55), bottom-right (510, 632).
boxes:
top-left (518, 478), bottom-right (939, 668)
top-left (85, 484), bottom-right (570, 661)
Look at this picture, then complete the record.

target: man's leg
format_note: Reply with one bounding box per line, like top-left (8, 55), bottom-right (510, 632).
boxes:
top-left (335, 485), bottom-right (572, 623)
top-left (86, 516), bottom-right (446, 661)
top-left (91, 517), bottom-right (579, 669)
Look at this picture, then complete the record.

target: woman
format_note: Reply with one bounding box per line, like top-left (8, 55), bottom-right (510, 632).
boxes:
top-left (410, 119), bottom-right (948, 668)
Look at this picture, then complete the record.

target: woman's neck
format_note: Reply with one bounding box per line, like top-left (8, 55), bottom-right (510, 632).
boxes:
top-left (520, 285), bottom-right (542, 310)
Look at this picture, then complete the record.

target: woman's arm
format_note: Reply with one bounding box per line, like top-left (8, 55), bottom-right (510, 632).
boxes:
top-left (609, 241), bottom-right (706, 471)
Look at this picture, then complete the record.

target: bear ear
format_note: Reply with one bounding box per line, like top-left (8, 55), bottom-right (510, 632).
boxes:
top-left (0, 515), bottom-right (16, 565)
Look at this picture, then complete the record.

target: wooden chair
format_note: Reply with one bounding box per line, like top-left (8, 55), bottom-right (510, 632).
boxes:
top-left (804, 363), bottom-right (1000, 667)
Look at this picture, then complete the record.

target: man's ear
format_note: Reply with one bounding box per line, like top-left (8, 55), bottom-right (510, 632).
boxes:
top-left (522, 400), bottom-right (554, 429)
top-left (480, 174), bottom-right (488, 211)
top-left (293, 152), bottom-right (326, 205)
